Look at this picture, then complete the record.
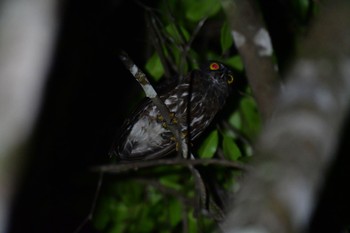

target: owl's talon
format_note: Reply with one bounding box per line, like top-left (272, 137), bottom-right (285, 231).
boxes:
top-left (175, 142), bottom-right (179, 151)
top-left (171, 117), bottom-right (178, 124)
top-left (169, 112), bottom-right (178, 124)
top-left (170, 137), bottom-right (180, 151)
top-left (158, 112), bottom-right (178, 126)
top-left (156, 114), bottom-right (164, 122)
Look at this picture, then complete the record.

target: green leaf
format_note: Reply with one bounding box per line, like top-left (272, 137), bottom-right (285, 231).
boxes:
top-left (93, 196), bottom-right (129, 232)
top-left (168, 200), bottom-right (182, 226)
top-left (293, 0), bottom-right (310, 19)
top-left (243, 143), bottom-right (254, 157)
top-left (165, 24), bottom-right (190, 43)
top-left (93, 196), bottom-right (113, 230)
top-left (160, 175), bottom-right (182, 191)
top-left (120, 182), bottom-right (143, 205)
top-left (220, 22), bottom-right (233, 53)
top-left (188, 211), bottom-right (198, 233)
top-left (109, 222), bottom-right (126, 233)
top-left (228, 111), bottom-right (241, 129)
top-left (112, 202), bottom-right (129, 229)
top-left (145, 52), bottom-right (164, 81)
top-left (222, 134), bottom-right (241, 161)
top-left (240, 97), bottom-right (261, 137)
top-left (133, 207), bottom-right (155, 233)
top-left (147, 186), bottom-right (163, 204)
top-left (184, 0), bottom-right (221, 21)
top-left (198, 130), bottom-right (218, 158)
top-left (225, 55), bottom-right (244, 71)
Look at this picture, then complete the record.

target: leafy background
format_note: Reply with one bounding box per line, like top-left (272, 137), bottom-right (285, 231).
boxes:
top-left (92, 0), bottom-right (312, 233)
top-left (93, 0), bottom-right (257, 232)
top-left (7, 0), bottom-right (316, 233)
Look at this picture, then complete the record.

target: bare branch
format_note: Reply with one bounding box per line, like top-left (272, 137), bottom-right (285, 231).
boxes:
top-left (93, 158), bottom-right (247, 173)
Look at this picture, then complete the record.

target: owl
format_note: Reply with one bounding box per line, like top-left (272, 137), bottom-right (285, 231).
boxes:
top-left (110, 61), bottom-right (234, 160)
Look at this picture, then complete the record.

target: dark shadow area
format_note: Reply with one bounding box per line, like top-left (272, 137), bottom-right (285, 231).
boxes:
top-left (309, 111), bottom-right (350, 233)
top-left (8, 0), bottom-right (152, 232)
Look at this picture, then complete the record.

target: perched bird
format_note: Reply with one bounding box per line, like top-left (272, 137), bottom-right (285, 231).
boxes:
top-left (110, 61), bottom-right (234, 160)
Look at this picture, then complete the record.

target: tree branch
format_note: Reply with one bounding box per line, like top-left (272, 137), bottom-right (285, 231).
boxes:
top-left (0, 0), bottom-right (58, 231)
top-left (220, 1), bottom-right (350, 233)
top-left (220, 0), bottom-right (280, 121)
top-left (93, 158), bottom-right (247, 173)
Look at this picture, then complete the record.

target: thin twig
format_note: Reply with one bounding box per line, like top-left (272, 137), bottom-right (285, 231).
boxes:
top-left (145, 10), bottom-right (176, 79)
top-left (134, 177), bottom-right (193, 232)
top-left (180, 17), bottom-right (208, 76)
top-left (135, 178), bottom-right (193, 206)
top-left (188, 163), bottom-right (209, 218)
top-left (182, 204), bottom-right (189, 233)
top-left (73, 171), bottom-right (104, 233)
top-left (221, 120), bottom-right (253, 147)
top-left (93, 158), bottom-right (247, 173)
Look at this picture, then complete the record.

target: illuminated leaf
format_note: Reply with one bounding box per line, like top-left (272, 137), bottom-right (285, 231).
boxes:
top-left (145, 52), bottom-right (164, 81)
top-left (225, 55), bottom-right (244, 71)
top-left (223, 134), bottom-right (241, 161)
top-left (184, 0), bottom-right (221, 21)
top-left (198, 130), bottom-right (218, 158)
top-left (221, 22), bottom-right (233, 52)
top-left (240, 97), bottom-right (261, 137)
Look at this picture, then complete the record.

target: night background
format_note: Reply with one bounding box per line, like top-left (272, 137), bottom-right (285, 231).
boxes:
top-left (9, 0), bottom-right (148, 232)
top-left (4, 0), bottom-right (350, 233)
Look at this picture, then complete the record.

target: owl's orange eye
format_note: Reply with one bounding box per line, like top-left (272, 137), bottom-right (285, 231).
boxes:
top-left (209, 62), bottom-right (220, 71)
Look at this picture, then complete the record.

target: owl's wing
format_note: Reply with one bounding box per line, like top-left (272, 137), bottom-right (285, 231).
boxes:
top-left (110, 68), bottom-right (229, 161)
top-left (109, 97), bottom-right (177, 161)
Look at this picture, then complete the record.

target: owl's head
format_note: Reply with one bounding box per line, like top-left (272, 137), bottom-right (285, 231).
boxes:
top-left (200, 61), bottom-right (234, 86)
